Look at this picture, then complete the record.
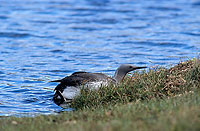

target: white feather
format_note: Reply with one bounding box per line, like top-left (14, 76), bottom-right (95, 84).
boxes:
top-left (61, 81), bottom-right (108, 99)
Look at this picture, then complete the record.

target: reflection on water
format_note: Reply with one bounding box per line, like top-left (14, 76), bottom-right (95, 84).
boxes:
top-left (0, 0), bottom-right (199, 116)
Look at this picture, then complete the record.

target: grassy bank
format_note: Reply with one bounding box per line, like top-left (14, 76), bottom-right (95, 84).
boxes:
top-left (0, 59), bottom-right (200, 131)
top-left (71, 58), bottom-right (200, 109)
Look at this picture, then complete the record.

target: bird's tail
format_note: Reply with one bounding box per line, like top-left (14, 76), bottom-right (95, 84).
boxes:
top-left (50, 79), bottom-right (62, 82)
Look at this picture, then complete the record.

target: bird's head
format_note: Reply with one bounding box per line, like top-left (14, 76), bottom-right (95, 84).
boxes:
top-left (114, 64), bottom-right (147, 82)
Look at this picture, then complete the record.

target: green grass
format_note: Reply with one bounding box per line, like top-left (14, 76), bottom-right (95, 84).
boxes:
top-left (0, 58), bottom-right (200, 131)
top-left (1, 90), bottom-right (200, 131)
top-left (71, 58), bottom-right (200, 109)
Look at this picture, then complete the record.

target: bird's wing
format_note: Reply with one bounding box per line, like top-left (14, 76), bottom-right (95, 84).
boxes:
top-left (53, 72), bottom-right (113, 91)
top-left (53, 72), bottom-right (96, 90)
top-left (50, 71), bottom-right (87, 82)
top-left (61, 72), bottom-right (106, 86)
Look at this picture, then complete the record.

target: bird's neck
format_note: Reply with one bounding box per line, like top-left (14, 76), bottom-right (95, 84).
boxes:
top-left (113, 69), bottom-right (126, 83)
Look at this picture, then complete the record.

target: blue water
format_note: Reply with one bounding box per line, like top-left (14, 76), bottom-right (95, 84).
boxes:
top-left (0, 0), bottom-right (200, 116)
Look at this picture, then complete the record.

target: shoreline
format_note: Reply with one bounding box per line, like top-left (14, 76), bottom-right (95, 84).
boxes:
top-left (1, 58), bottom-right (200, 131)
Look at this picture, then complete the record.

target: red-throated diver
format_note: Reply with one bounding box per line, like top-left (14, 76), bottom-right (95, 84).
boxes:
top-left (52, 64), bottom-right (146, 107)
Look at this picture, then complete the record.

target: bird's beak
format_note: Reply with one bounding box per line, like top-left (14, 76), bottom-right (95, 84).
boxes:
top-left (133, 66), bottom-right (147, 70)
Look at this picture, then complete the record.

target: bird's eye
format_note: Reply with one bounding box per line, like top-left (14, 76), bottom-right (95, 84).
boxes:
top-left (129, 66), bottom-right (132, 68)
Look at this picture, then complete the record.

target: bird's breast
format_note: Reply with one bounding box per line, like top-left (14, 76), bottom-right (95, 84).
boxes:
top-left (59, 81), bottom-right (109, 99)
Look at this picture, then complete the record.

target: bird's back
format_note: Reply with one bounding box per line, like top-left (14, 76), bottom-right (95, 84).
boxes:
top-left (52, 71), bottom-right (115, 107)
top-left (53, 72), bottom-right (115, 91)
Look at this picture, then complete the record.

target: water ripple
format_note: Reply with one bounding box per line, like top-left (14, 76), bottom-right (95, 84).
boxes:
top-left (0, 32), bottom-right (31, 38)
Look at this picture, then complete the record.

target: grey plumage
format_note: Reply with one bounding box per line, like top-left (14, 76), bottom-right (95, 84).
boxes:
top-left (52, 64), bottom-right (146, 107)
top-left (53, 71), bottom-right (116, 91)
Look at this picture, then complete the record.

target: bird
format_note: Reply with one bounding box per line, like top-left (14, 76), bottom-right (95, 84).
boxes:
top-left (52, 64), bottom-right (146, 107)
